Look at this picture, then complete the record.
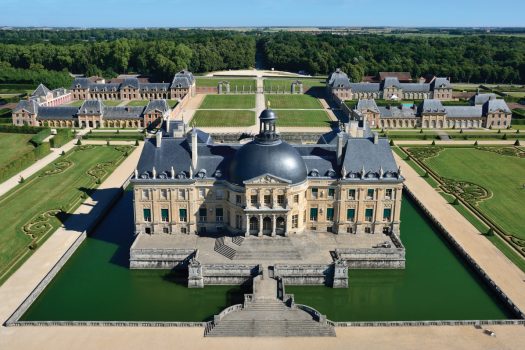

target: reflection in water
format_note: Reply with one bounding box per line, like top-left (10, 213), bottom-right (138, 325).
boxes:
top-left (22, 193), bottom-right (512, 321)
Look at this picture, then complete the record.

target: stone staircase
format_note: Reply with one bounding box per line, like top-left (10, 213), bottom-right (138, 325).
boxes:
top-left (214, 237), bottom-right (236, 260)
top-left (233, 238), bottom-right (302, 261)
top-left (232, 236), bottom-right (245, 246)
top-left (205, 269), bottom-right (335, 337)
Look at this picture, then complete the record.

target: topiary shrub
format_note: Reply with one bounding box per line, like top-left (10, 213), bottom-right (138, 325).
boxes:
top-left (419, 129), bottom-right (423, 133)
top-left (106, 140), bottom-right (110, 146)
top-left (502, 133), bottom-right (507, 140)
top-left (19, 176), bottom-right (24, 183)
top-left (460, 129), bottom-right (463, 134)
top-left (76, 139), bottom-right (82, 145)
top-left (61, 150), bottom-right (65, 156)
top-left (497, 129), bottom-right (501, 134)
top-left (431, 140), bottom-right (436, 146)
top-left (135, 139), bottom-right (139, 146)
top-left (389, 139), bottom-right (394, 146)
top-left (515, 139), bottom-right (521, 146)
top-left (474, 140), bottom-right (478, 146)
top-left (28, 241), bottom-right (38, 250)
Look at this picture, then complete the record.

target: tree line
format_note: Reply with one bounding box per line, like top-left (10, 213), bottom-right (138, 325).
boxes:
top-left (260, 32), bottom-right (525, 83)
top-left (0, 29), bottom-right (524, 85)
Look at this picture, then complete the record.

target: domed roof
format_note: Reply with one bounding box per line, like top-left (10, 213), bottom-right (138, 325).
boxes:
top-left (259, 109), bottom-right (277, 121)
top-left (229, 139), bottom-right (307, 186)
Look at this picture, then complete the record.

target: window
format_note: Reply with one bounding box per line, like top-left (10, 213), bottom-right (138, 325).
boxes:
top-left (326, 208), bottom-right (334, 221)
top-left (292, 215), bottom-right (298, 228)
top-left (251, 195), bottom-right (258, 206)
top-left (383, 208), bottom-right (392, 222)
top-left (161, 209), bottom-right (169, 222)
top-left (216, 208), bottom-right (224, 222)
top-left (179, 208), bottom-right (187, 222)
top-left (311, 188), bottom-right (318, 199)
top-left (365, 208), bottom-right (374, 222)
top-left (142, 189), bottom-right (150, 200)
top-left (348, 189), bottom-right (356, 200)
top-left (143, 208), bottom-right (151, 222)
top-left (367, 189), bottom-right (375, 199)
top-left (145, 227), bottom-right (151, 234)
top-left (178, 189), bottom-right (186, 200)
top-left (163, 227), bottom-right (169, 234)
top-left (160, 189), bottom-right (168, 200)
top-left (199, 188), bottom-right (206, 199)
top-left (328, 188), bottom-right (335, 199)
top-left (365, 227), bottom-right (372, 234)
top-left (264, 195), bottom-right (271, 206)
top-left (277, 195), bottom-right (285, 206)
top-left (347, 208), bottom-right (355, 222)
top-left (215, 190), bottom-right (224, 200)
top-left (385, 189), bottom-right (393, 200)
top-left (236, 194), bottom-right (242, 205)
top-left (310, 208), bottom-right (318, 221)
top-left (181, 227), bottom-right (187, 234)
top-left (199, 207), bottom-right (207, 222)
top-left (235, 215), bottom-right (242, 229)
top-left (294, 194), bottom-right (299, 203)
top-left (347, 227), bottom-right (353, 234)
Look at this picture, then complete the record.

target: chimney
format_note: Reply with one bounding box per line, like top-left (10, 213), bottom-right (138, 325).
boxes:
top-left (349, 121), bottom-right (358, 138)
top-left (373, 132), bottom-right (379, 144)
top-left (337, 133), bottom-right (345, 166)
top-left (156, 131), bottom-right (162, 148)
top-left (191, 128), bottom-right (198, 170)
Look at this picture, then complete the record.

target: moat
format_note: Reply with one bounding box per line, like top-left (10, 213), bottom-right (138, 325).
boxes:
top-left (21, 191), bottom-right (513, 322)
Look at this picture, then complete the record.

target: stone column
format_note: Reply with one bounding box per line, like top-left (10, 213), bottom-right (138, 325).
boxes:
top-left (332, 259), bottom-right (348, 288)
top-left (258, 214), bottom-right (263, 237)
top-left (271, 214), bottom-right (276, 237)
top-left (245, 214), bottom-right (250, 237)
top-left (188, 259), bottom-right (204, 288)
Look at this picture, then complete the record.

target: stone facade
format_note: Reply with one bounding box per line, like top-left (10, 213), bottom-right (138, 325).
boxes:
top-left (70, 70), bottom-right (195, 101)
top-left (351, 96), bottom-right (513, 129)
top-left (327, 69), bottom-right (453, 102)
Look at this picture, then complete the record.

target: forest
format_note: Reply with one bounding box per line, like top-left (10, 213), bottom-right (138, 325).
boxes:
top-left (0, 29), bottom-right (524, 87)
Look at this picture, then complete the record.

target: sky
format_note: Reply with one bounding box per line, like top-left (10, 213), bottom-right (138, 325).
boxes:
top-left (0, 0), bottom-right (524, 28)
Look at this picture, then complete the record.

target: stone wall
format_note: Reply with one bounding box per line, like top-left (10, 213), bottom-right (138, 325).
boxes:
top-left (335, 234), bottom-right (406, 269)
top-left (273, 264), bottom-right (333, 286)
top-left (129, 246), bottom-right (196, 269)
top-left (202, 263), bottom-right (260, 285)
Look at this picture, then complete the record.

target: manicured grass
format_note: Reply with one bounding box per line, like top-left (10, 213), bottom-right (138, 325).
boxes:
top-left (393, 147), bottom-right (439, 188)
top-left (192, 110), bottom-right (255, 127)
top-left (64, 100), bottom-right (84, 107)
top-left (263, 78), bottom-right (325, 92)
top-left (423, 147), bottom-right (525, 240)
top-left (125, 100), bottom-right (149, 107)
top-left (265, 94), bottom-right (323, 109)
top-left (0, 132), bottom-right (35, 166)
top-left (196, 77), bottom-right (256, 90)
top-left (0, 145), bottom-right (132, 285)
top-left (102, 100), bottom-right (123, 106)
top-left (199, 95), bottom-right (255, 109)
top-left (274, 110), bottom-right (330, 127)
top-left (168, 100), bottom-right (179, 108)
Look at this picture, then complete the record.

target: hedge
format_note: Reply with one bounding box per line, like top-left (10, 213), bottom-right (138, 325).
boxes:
top-left (29, 129), bottom-right (52, 146)
top-left (82, 133), bottom-right (143, 141)
top-left (0, 142), bottom-right (51, 183)
top-left (49, 128), bottom-right (74, 148)
top-left (0, 124), bottom-right (47, 135)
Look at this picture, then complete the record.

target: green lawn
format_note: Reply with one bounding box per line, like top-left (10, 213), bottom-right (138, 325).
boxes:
top-left (196, 77), bottom-right (256, 91)
top-left (423, 147), bottom-right (525, 240)
top-left (0, 145), bottom-right (132, 284)
top-left (199, 95), bottom-right (255, 109)
top-left (64, 100), bottom-right (84, 107)
top-left (263, 78), bottom-right (325, 92)
top-left (168, 100), bottom-right (179, 108)
top-left (0, 133), bottom-right (35, 166)
top-left (274, 110), bottom-right (331, 127)
top-left (265, 94), bottom-right (323, 109)
top-left (125, 100), bottom-right (149, 107)
top-left (103, 100), bottom-right (123, 106)
top-left (192, 110), bottom-right (255, 127)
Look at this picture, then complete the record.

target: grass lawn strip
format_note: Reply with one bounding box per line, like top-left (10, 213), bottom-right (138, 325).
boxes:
top-left (265, 94), bottom-right (323, 109)
top-left (199, 95), bottom-right (255, 109)
top-left (196, 77), bottom-right (256, 90)
top-left (0, 133), bottom-right (35, 165)
top-left (0, 145), bottom-right (133, 285)
top-left (192, 110), bottom-right (254, 127)
top-left (275, 110), bottom-right (330, 127)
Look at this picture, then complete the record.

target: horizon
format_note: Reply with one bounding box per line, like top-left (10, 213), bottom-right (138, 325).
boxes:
top-left (1, 0), bottom-right (525, 28)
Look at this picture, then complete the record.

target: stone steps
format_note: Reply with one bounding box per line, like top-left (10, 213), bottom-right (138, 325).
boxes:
top-left (214, 238), bottom-right (236, 260)
top-left (206, 319), bottom-right (335, 337)
top-left (233, 250), bottom-right (301, 260)
top-left (232, 236), bottom-right (245, 246)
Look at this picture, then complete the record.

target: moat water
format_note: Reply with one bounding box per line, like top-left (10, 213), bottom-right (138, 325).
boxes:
top-left (21, 192), bottom-right (513, 322)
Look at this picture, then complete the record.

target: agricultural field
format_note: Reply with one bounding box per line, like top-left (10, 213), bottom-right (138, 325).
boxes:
top-left (199, 95), bottom-right (255, 109)
top-left (265, 94), bottom-right (322, 109)
top-left (196, 77), bottom-right (256, 91)
top-left (274, 110), bottom-right (331, 127)
top-left (263, 78), bottom-right (325, 92)
top-left (0, 145), bottom-right (132, 285)
top-left (0, 132), bottom-right (35, 165)
top-left (191, 110), bottom-right (254, 127)
top-left (418, 147), bottom-right (525, 241)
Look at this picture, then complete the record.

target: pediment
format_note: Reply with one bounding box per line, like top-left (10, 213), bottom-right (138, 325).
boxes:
top-left (243, 173), bottom-right (291, 185)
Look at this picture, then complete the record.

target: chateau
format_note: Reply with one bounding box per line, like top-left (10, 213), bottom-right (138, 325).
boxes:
top-left (132, 110), bottom-right (404, 238)
top-left (70, 70), bottom-right (195, 100)
top-left (352, 95), bottom-right (512, 129)
top-left (327, 68), bottom-right (453, 101)
top-left (12, 99), bottom-right (172, 128)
